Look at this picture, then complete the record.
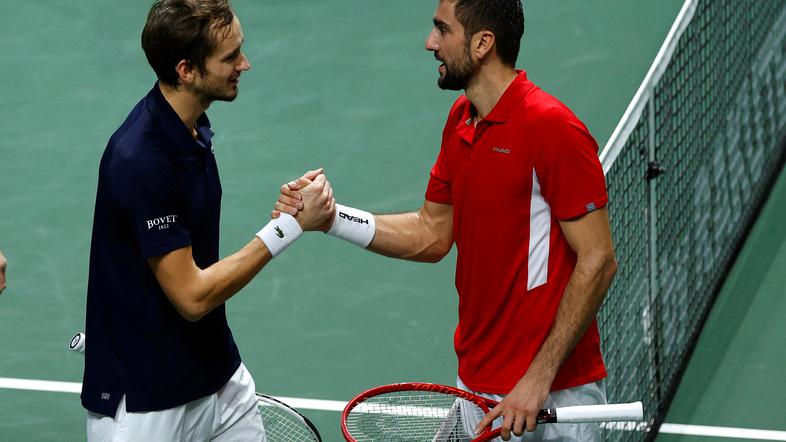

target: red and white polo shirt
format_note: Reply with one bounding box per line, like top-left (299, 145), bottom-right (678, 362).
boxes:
top-left (426, 71), bottom-right (609, 394)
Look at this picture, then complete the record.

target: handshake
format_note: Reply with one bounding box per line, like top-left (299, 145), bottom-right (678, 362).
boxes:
top-left (256, 168), bottom-right (376, 258)
top-left (271, 168), bottom-right (336, 232)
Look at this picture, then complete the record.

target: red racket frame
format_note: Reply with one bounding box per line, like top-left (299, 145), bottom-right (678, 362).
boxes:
top-left (341, 382), bottom-right (553, 442)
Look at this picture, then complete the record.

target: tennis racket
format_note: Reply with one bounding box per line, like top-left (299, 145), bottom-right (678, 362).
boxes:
top-left (69, 332), bottom-right (322, 441)
top-left (341, 382), bottom-right (643, 442)
top-left (256, 393), bottom-right (322, 441)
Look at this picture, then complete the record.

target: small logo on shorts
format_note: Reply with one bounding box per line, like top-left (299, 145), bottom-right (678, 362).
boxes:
top-left (492, 147), bottom-right (511, 154)
top-left (586, 202), bottom-right (597, 212)
top-left (100, 393), bottom-right (111, 400)
top-left (275, 226), bottom-right (284, 238)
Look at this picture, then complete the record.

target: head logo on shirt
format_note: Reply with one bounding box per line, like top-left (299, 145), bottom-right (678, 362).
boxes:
top-left (146, 214), bottom-right (178, 231)
top-left (492, 147), bottom-right (511, 154)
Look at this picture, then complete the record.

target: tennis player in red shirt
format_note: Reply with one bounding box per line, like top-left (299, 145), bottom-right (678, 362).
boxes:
top-left (276, 1), bottom-right (617, 440)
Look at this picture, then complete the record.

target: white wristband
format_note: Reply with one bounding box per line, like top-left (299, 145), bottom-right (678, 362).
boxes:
top-left (256, 213), bottom-right (303, 257)
top-left (327, 204), bottom-right (376, 248)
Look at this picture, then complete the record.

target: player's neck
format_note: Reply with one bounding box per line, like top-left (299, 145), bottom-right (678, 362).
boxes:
top-left (159, 82), bottom-right (211, 138)
top-left (464, 64), bottom-right (518, 121)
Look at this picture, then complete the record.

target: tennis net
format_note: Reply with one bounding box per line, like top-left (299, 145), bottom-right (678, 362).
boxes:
top-left (597, 0), bottom-right (786, 440)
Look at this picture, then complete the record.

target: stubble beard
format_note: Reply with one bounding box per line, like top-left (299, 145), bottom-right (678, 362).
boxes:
top-left (194, 72), bottom-right (238, 103)
top-left (437, 44), bottom-right (476, 91)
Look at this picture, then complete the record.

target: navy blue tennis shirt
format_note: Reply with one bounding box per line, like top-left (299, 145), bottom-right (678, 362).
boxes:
top-left (82, 83), bottom-right (241, 417)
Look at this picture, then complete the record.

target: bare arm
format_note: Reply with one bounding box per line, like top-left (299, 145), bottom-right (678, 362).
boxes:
top-left (477, 207), bottom-right (617, 439)
top-left (151, 172), bottom-right (334, 322)
top-left (148, 239), bottom-right (271, 322)
top-left (525, 207), bottom-right (618, 390)
top-left (367, 200), bottom-right (454, 263)
top-left (275, 176), bottom-right (454, 263)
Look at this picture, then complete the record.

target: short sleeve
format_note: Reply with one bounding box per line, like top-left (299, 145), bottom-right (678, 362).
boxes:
top-left (425, 145), bottom-right (452, 204)
top-left (535, 109), bottom-right (608, 220)
top-left (425, 98), bottom-right (469, 204)
top-left (113, 153), bottom-right (191, 258)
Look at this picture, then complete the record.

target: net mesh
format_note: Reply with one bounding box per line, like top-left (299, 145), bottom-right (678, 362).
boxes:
top-left (598, 0), bottom-right (786, 440)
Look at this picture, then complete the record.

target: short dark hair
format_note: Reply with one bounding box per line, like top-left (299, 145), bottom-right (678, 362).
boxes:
top-left (452, 0), bottom-right (524, 67)
top-left (141, 0), bottom-right (235, 87)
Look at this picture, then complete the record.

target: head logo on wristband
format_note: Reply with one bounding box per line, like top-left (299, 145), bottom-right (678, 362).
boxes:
top-left (327, 204), bottom-right (376, 248)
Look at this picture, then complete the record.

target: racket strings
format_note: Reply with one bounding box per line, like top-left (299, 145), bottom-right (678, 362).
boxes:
top-left (258, 401), bottom-right (320, 442)
top-left (345, 391), bottom-right (482, 441)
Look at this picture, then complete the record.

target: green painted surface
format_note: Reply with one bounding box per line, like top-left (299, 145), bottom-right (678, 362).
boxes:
top-left (0, 1), bottom-right (684, 440)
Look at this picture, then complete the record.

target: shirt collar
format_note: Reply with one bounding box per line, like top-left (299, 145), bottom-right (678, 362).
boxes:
top-left (483, 70), bottom-right (534, 123)
top-left (457, 70), bottom-right (535, 130)
top-left (145, 82), bottom-right (214, 155)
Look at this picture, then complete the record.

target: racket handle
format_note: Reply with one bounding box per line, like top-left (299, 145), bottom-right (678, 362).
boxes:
top-left (554, 401), bottom-right (643, 423)
top-left (69, 332), bottom-right (86, 354)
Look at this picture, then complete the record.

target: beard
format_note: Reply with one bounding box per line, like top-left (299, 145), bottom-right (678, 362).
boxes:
top-left (437, 45), bottom-right (476, 91)
top-left (193, 72), bottom-right (239, 103)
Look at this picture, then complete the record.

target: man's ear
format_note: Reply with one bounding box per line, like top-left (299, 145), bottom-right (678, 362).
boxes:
top-left (174, 59), bottom-right (195, 85)
top-left (471, 30), bottom-right (496, 61)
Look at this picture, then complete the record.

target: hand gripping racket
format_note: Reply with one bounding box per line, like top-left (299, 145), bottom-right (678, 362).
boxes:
top-left (341, 382), bottom-right (643, 442)
top-left (69, 332), bottom-right (321, 441)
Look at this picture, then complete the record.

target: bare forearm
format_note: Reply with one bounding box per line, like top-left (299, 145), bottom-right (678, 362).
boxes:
top-left (368, 209), bottom-right (452, 263)
top-left (527, 255), bottom-right (617, 382)
top-left (275, 175), bottom-right (452, 261)
top-left (196, 238), bottom-right (271, 307)
top-left (152, 238), bottom-right (272, 321)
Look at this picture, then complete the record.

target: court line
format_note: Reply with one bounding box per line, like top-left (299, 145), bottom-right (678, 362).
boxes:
top-left (3, 377), bottom-right (786, 439)
top-left (0, 377), bottom-right (82, 394)
top-left (659, 424), bottom-right (786, 441)
top-left (0, 377), bottom-right (346, 411)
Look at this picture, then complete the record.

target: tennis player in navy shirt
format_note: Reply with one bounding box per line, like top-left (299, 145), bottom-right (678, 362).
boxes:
top-left (82, 1), bottom-right (335, 440)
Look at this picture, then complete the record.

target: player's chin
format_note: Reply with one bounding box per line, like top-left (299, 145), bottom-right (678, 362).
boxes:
top-left (436, 73), bottom-right (446, 88)
top-left (218, 87), bottom-right (239, 102)
top-left (437, 77), bottom-right (456, 91)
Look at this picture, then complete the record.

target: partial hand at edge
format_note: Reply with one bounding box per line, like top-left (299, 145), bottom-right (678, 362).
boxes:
top-left (0, 250), bottom-right (6, 294)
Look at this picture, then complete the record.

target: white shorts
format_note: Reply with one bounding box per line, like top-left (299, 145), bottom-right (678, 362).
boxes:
top-left (457, 376), bottom-right (607, 442)
top-left (87, 363), bottom-right (265, 442)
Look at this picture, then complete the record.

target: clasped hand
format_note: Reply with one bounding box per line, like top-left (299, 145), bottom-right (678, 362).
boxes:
top-left (271, 168), bottom-right (335, 232)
